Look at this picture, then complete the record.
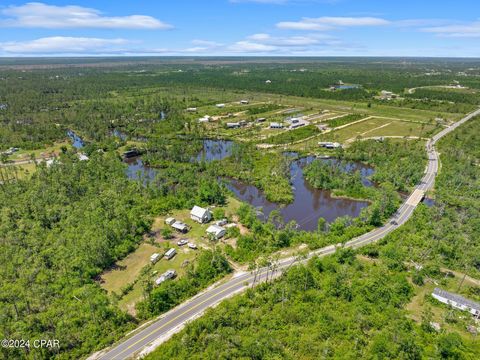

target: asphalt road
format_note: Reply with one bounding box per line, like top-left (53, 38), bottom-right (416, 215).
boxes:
top-left (95, 108), bottom-right (480, 360)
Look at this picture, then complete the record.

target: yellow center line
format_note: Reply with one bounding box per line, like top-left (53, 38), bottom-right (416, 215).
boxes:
top-left (108, 269), bottom-right (273, 359)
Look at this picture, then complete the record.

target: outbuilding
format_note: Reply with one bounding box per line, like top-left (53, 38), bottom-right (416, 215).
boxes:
top-left (190, 206), bottom-right (212, 223)
top-left (206, 224), bottom-right (226, 240)
top-left (165, 217), bottom-right (176, 225)
top-left (172, 221), bottom-right (189, 234)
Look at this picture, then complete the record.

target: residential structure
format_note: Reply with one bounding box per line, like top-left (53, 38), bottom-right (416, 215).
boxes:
top-left (432, 288), bottom-right (480, 316)
top-left (190, 205), bottom-right (212, 223)
top-left (240, 100), bottom-right (249, 104)
top-left (226, 122), bottom-right (241, 129)
top-left (206, 224), bottom-right (226, 239)
top-left (216, 103), bottom-right (225, 108)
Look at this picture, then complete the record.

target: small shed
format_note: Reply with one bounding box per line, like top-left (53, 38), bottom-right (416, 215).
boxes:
top-left (172, 221), bottom-right (189, 234)
top-left (206, 224), bottom-right (226, 240)
top-left (165, 217), bottom-right (176, 225)
top-left (190, 206), bottom-right (212, 223)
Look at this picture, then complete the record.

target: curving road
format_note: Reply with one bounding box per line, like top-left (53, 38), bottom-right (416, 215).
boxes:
top-left (94, 108), bottom-right (480, 360)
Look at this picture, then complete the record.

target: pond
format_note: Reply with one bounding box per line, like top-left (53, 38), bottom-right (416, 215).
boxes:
top-left (67, 130), bottom-right (84, 149)
top-left (226, 155), bottom-right (373, 231)
top-left (124, 156), bottom-right (158, 182)
top-left (195, 139), bottom-right (234, 162)
top-left (125, 139), bottom-right (233, 183)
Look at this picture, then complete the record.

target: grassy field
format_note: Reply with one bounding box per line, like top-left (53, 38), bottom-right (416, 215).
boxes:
top-left (100, 196), bottom-right (243, 314)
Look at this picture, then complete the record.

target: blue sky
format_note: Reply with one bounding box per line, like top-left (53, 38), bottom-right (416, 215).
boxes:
top-left (0, 1), bottom-right (479, 57)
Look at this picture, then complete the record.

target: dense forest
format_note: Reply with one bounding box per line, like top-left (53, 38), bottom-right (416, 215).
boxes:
top-left (146, 117), bottom-right (480, 360)
top-left (1, 58), bottom-right (479, 359)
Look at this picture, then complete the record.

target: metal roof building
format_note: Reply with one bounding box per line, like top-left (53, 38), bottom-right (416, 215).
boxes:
top-left (432, 288), bottom-right (480, 316)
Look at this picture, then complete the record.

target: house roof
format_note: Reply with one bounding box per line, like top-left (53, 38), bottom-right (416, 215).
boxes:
top-left (172, 221), bottom-right (188, 230)
top-left (191, 205), bottom-right (210, 218)
top-left (206, 224), bottom-right (225, 235)
top-left (433, 288), bottom-right (480, 311)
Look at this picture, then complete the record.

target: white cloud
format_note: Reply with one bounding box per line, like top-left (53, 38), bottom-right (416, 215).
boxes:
top-left (311, 16), bottom-right (390, 26)
top-left (228, 41), bottom-right (277, 52)
top-left (277, 21), bottom-right (332, 31)
top-left (0, 2), bottom-right (172, 29)
top-left (230, 0), bottom-right (289, 4)
top-left (0, 36), bottom-right (129, 54)
top-left (277, 16), bottom-right (389, 31)
top-left (422, 22), bottom-right (480, 38)
top-left (191, 39), bottom-right (223, 47)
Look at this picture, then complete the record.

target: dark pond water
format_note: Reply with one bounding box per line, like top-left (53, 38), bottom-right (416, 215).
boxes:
top-left (422, 197), bottom-right (435, 207)
top-left (67, 130), bottom-right (84, 148)
top-left (124, 156), bottom-right (158, 182)
top-left (125, 139), bottom-right (233, 182)
top-left (226, 155), bottom-right (373, 231)
top-left (196, 139), bottom-right (234, 162)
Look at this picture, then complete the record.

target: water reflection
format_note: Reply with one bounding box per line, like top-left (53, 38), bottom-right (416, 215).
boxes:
top-left (226, 155), bottom-right (374, 231)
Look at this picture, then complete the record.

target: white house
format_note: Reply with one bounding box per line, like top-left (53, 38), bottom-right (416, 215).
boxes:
top-left (216, 103), bottom-right (225, 108)
top-left (206, 224), bottom-right (226, 240)
top-left (432, 288), bottom-right (480, 316)
top-left (190, 205), bottom-right (212, 223)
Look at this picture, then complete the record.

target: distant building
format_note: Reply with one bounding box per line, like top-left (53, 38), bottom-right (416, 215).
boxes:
top-left (240, 100), bottom-right (249, 104)
top-left (265, 80), bottom-right (271, 84)
top-left (318, 142), bottom-right (342, 149)
top-left (226, 122), bottom-right (241, 129)
top-left (270, 122), bottom-right (283, 129)
top-left (78, 153), bottom-right (89, 161)
top-left (186, 107), bottom-right (197, 112)
top-left (198, 115), bottom-right (211, 123)
top-left (256, 117), bottom-right (266, 123)
top-left (216, 103), bottom-right (225, 108)
top-left (171, 221), bottom-right (188, 233)
top-left (206, 224), bottom-right (226, 239)
top-left (432, 288), bottom-right (480, 316)
top-left (190, 205), bottom-right (212, 223)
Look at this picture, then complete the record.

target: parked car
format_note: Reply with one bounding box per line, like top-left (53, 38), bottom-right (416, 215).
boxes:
top-left (390, 220), bottom-right (398, 225)
top-left (187, 242), bottom-right (198, 250)
top-left (177, 239), bottom-right (189, 246)
top-left (154, 270), bottom-right (177, 285)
